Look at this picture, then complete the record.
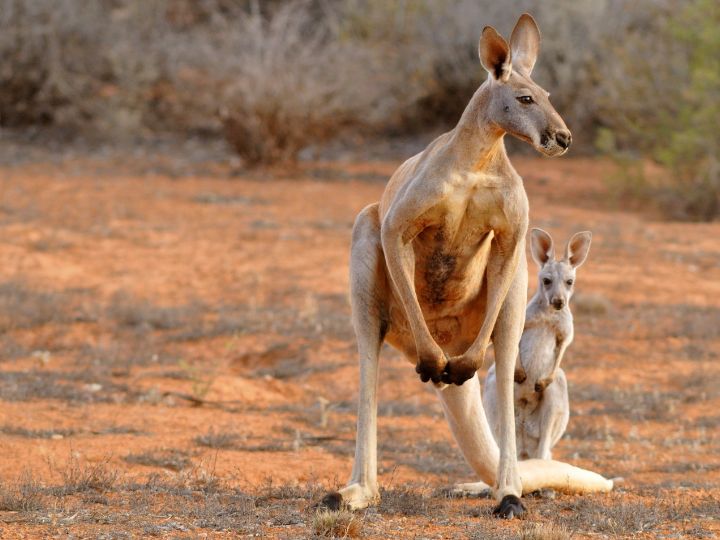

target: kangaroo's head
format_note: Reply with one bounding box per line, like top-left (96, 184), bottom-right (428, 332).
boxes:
top-left (530, 228), bottom-right (592, 310)
top-left (479, 14), bottom-right (571, 156)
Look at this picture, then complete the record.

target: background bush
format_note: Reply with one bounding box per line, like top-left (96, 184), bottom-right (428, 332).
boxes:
top-left (595, 0), bottom-right (720, 220)
top-left (0, 0), bottom-right (717, 219)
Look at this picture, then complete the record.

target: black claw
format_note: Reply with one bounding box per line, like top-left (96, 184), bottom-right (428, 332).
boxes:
top-left (318, 491), bottom-right (344, 511)
top-left (492, 494), bottom-right (526, 519)
top-left (420, 373), bottom-right (430, 383)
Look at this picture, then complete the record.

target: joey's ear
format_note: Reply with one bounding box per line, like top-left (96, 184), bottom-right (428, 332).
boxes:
top-left (509, 13), bottom-right (541, 76)
top-left (530, 228), bottom-right (554, 267)
top-left (565, 231), bottom-right (592, 268)
top-left (479, 26), bottom-right (512, 81)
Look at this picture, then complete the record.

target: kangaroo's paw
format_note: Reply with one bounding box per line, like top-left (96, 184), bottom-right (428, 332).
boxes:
top-left (448, 481), bottom-right (493, 499)
top-left (492, 494), bottom-right (526, 519)
top-left (319, 483), bottom-right (379, 511)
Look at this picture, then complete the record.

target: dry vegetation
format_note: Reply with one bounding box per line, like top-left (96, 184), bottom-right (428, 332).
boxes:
top-left (1, 0), bottom-right (717, 218)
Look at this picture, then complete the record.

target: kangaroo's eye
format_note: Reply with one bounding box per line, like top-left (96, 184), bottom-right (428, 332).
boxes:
top-left (542, 277), bottom-right (552, 286)
top-left (517, 96), bottom-right (534, 105)
top-left (566, 279), bottom-right (574, 286)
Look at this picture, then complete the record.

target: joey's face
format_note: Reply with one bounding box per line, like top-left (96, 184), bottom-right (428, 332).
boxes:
top-left (538, 260), bottom-right (576, 310)
top-left (529, 228), bottom-right (592, 310)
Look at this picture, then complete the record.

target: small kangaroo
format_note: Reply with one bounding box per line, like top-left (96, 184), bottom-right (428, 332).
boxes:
top-left (484, 228), bottom-right (592, 460)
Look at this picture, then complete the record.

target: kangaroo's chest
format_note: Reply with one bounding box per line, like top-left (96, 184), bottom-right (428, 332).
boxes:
top-left (410, 185), bottom-right (505, 312)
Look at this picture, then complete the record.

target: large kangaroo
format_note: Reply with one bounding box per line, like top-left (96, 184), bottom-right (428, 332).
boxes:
top-left (322, 14), bottom-right (611, 518)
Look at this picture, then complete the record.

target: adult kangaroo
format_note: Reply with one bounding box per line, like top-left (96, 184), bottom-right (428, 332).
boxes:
top-left (322, 14), bottom-right (611, 518)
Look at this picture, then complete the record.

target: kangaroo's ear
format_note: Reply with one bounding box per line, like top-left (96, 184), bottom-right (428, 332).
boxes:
top-left (509, 13), bottom-right (540, 76)
top-left (530, 228), bottom-right (554, 267)
top-left (479, 26), bottom-right (512, 82)
top-left (565, 231), bottom-right (592, 268)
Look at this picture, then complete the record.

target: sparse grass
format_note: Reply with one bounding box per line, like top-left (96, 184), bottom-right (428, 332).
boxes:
top-left (377, 399), bottom-right (440, 418)
top-left (572, 383), bottom-right (680, 422)
top-left (0, 281), bottom-right (94, 332)
top-left (194, 429), bottom-right (241, 449)
top-left (0, 470), bottom-right (45, 511)
top-left (381, 436), bottom-right (469, 476)
top-left (564, 496), bottom-right (690, 536)
top-left (312, 509), bottom-right (362, 538)
top-left (124, 448), bottom-right (191, 471)
top-left (520, 522), bottom-right (571, 540)
top-left (0, 425), bottom-right (77, 439)
top-left (107, 291), bottom-right (204, 331)
top-left (0, 369), bottom-right (140, 404)
top-left (54, 456), bottom-right (118, 495)
top-left (564, 418), bottom-right (621, 442)
top-left (379, 485), bottom-right (445, 517)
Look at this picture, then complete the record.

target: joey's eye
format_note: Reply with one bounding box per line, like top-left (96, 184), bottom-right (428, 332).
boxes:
top-left (517, 96), bottom-right (534, 105)
top-left (542, 277), bottom-right (552, 286)
top-left (566, 279), bottom-right (574, 286)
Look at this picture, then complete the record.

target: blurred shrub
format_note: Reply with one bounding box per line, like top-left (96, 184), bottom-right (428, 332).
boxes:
top-left (213, 1), bottom-right (394, 165)
top-left (0, 0), bottom-right (170, 136)
top-left (595, 0), bottom-right (719, 220)
top-left (3, 0), bottom-right (716, 185)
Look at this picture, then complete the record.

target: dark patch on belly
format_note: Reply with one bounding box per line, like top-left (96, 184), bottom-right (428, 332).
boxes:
top-left (423, 238), bottom-right (456, 306)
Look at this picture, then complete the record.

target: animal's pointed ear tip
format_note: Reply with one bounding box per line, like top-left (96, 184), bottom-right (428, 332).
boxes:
top-left (481, 25), bottom-right (498, 38)
top-left (518, 13), bottom-right (539, 26)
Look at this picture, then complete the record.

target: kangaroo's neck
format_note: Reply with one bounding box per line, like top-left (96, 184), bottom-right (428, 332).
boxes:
top-left (446, 82), bottom-right (506, 173)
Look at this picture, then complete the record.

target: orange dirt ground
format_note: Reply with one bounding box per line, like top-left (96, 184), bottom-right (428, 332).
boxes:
top-left (0, 155), bottom-right (717, 538)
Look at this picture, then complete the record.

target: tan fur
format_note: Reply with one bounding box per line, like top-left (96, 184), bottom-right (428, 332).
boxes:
top-left (331, 14), bottom-right (610, 516)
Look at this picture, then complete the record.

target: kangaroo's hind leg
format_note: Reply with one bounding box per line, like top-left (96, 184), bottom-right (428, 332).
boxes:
top-left (321, 203), bottom-right (388, 511)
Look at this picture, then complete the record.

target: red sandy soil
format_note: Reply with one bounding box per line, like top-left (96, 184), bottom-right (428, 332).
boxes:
top-left (0, 155), bottom-right (717, 538)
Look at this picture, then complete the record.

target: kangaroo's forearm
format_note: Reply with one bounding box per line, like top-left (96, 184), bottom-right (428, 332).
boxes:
top-left (381, 234), bottom-right (436, 351)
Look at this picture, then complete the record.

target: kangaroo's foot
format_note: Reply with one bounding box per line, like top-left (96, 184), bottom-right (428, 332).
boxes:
top-left (319, 483), bottom-right (379, 511)
top-left (493, 494), bottom-right (526, 519)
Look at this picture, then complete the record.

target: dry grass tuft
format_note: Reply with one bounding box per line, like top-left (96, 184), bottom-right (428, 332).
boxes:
top-left (312, 509), bottom-right (362, 538)
top-left (55, 456), bottom-right (118, 495)
top-left (0, 470), bottom-right (45, 511)
top-left (194, 429), bottom-right (241, 449)
top-left (520, 522), bottom-right (572, 540)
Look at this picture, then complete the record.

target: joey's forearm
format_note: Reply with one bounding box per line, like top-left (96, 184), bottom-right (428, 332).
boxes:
top-left (551, 341), bottom-right (569, 376)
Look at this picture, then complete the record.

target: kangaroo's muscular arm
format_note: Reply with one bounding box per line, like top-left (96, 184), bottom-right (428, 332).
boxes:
top-left (380, 180), bottom-right (447, 383)
top-left (442, 197), bottom-right (528, 385)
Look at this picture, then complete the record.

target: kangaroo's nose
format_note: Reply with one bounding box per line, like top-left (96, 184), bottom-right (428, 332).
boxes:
top-left (556, 130), bottom-right (572, 150)
top-left (551, 298), bottom-right (565, 310)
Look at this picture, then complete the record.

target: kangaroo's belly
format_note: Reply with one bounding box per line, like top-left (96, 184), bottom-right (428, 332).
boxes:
top-left (413, 227), bottom-right (494, 317)
top-left (384, 227), bottom-right (493, 359)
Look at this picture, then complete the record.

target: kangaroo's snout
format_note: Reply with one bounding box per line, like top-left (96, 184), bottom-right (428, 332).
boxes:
top-left (551, 298), bottom-right (565, 310)
top-left (555, 130), bottom-right (572, 150)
